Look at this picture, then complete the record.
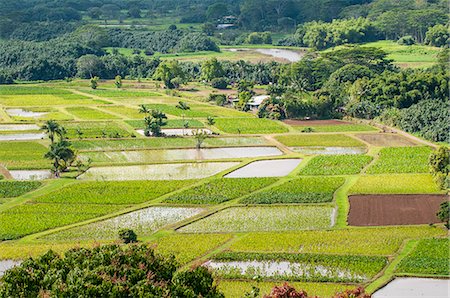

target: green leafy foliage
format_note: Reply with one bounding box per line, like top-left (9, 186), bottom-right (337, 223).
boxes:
top-left (214, 118), bottom-right (288, 134)
top-left (36, 180), bottom-right (195, 204)
top-left (349, 174), bottom-right (442, 194)
top-left (241, 177), bottom-right (344, 204)
top-left (0, 142), bottom-right (49, 169)
top-left (396, 238), bottom-right (450, 275)
top-left (0, 181), bottom-right (42, 198)
top-left (367, 146), bottom-right (432, 174)
top-left (165, 178), bottom-right (277, 204)
top-left (299, 155), bottom-right (372, 175)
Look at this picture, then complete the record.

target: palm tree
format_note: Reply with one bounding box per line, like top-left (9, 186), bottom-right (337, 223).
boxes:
top-left (44, 140), bottom-right (75, 178)
top-left (41, 120), bottom-right (65, 144)
top-left (138, 104), bottom-right (150, 114)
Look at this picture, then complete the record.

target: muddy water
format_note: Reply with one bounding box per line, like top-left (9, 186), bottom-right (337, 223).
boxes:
top-left (0, 133), bottom-right (45, 141)
top-left (9, 170), bottom-right (52, 180)
top-left (0, 260), bottom-right (21, 277)
top-left (0, 124), bottom-right (40, 131)
top-left (205, 260), bottom-right (364, 281)
top-left (6, 109), bottom-right (48, 118)
top-left (136, 128), bottom-right (213, 136)
top-left (291, 147), bottom-right (366, 155)
top-left (225, 159), bottom-right (302, 178)
top-left (81, 147), bottom-right (283, 163)
top-left (78, 162), bottom-right (240, 181)
top-left (373, 278), bottom-right (450, 298)
top-left (225, 48), bottom-right (303, 62)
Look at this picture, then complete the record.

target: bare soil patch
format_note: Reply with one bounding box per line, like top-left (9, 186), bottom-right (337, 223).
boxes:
top-left (348, 194), bottom-right (447, 226)
top-left (283, 119), bottom-right (351, 126)
top-left (355, 133), bottom-right (418, 147)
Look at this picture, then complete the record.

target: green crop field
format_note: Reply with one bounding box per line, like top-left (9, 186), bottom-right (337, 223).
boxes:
top-left (299, 155), bottom-right (373, 175)
top-left (241, 177), bottom-right (344, 204)
top-left (35, 180), bottom-right (195, 205)
top-left (101, 106), bottom-right (143, 119)
top-left (396, 238), bottom-right (450, 275)
top-left (214, 118), bottom-right (288, 134)
top-left (366, 146), bottom-right (432, 174)
top-left (0, 142), bottom-right (49, 169)
top-left (62, 121), bottom-right (133, 139)
top-left (65, 107), bottom-right (120, 120)
top-left (0, 181), bottom-right (42, 198)
top-left (80, 89), bottom-right (163, 98)
top-left (275, 134), bottom-right (364, 147)
top-left (126, 119), bottom-right (205, 129)
top-left (165, 178), bottom-right (277, 204)
top-left (294, 124), bottom-right (378, 133)
top-left (179, 206), bottom-right (334, 233)
top-left (349, 174), bottom-right (443, 194)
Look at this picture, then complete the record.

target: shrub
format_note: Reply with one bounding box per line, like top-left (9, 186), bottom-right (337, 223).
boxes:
top-left (397, 35), bottom-right (415, 45)
top-left (211, 77), bottom-right (228, 89)
top-left (118, 228), bottom-right (137, 243)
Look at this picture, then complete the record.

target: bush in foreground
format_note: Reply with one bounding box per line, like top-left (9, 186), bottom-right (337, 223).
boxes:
top-left (261, 283), bottom-right (370, 298)
top-left (0, 244), bottom-right (224, 297)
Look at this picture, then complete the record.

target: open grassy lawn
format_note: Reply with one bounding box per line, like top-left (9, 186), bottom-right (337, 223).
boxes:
top-left (276, 134), bottom-right (364, 147)
top-left (214, 118), bottom-right (288, 134)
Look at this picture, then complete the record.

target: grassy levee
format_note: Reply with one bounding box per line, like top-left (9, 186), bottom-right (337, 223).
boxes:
top-left (334, 176), bottom-right (358, 228)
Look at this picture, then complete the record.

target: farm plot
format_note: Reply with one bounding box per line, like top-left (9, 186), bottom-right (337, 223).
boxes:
top-left (0, 181), bottom-right (42, 198)
top-left (65, 107), bottom-right (120, 120)
top-left (44, 207), bottom-right (205, 241)
top-left (208, 252), bottom-right (387, 282)
top-left (101, 106), bottom-right (143, 119)
top-left (62, 121), bottom-right (133, 139)
top-left (0, 124), bottom-right (39, 131)
top-left (35, 180), bottom-right (195, 205)
top-left (0, 142), bottom-right (49, 169)
top-left (275, 134), bottom-right (363, 147)
top-left (355, 133), bottom-right (418, 147)
top-left (214, 118), bottom-right (288, 134)
top-left (348, 194), bottom-right (447, 226)
top-left (291, 147), bottom-right (366, 155)
top-left (396, 238), bottom-right (450, 276)
top-left (299, 155), bottom-right (372, 175)
top-left (284, 120), bottom-right (377, 133)
top-left (178, 206), bottom-right (334, 233)
top-left (366, 146), bottom-right (432, 174)
top-left (241, 177), bottom-right (344, 204)
top-left (139, 104), bottom-right (213, 118)
top-left (164, 178), bottom-right (278, 204)
top-left (126, 119), bottom-right (205, 129)
top-left (79, 162), bottom-right (240, 181)
top-left (71, 137), bottom-right (268, 151)
top-left (228, 226), bottom-right (446, 256)
top-left (349, 174), bottom-right (442, 194)
top-left (0, 203), bottom-right (125, 240)
top-left (225, 159), bottom-right (302, 178)
top-left (6, 107), bottom-right (73, 121)
top-left (79, 89), bottom-right (163, 98)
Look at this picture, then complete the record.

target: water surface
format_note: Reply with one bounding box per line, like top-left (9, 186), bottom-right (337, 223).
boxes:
top-left (0, 133), bottom-right (45, 141)
top-left (6, 109), bottom-right (48, 118)
top-left (0, 260), bottom-right (21, 277)
top-left (373, 278), bottom-right (449, 298)
top-left (10, 170), bottom-right (52, 180)
top-left (136, 128), bottom-right (212, 136)
top-left (291, 147), bottom-right (366, 155)
top-left (225, 159), bottom-right (301, 178)
top-left (0, 124), bottom-right (40, 131)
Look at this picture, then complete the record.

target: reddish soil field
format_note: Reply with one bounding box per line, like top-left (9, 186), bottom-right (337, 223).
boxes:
top-left (283, 119), bottom-right (351, 126)
top-left (348, 194), bottom-right (447, 226)
top-left (355, 133), bottom-right (418, 147)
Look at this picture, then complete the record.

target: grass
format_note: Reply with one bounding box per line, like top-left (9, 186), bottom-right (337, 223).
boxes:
top-left (0, 203), bottom-right (126, 240)
top-left (164, 178), bottom-right (278, 204)
top-left (211, 251), bottom-right (387, 282)
top-left (0, 141), bottom-right (49, 169)
top-left (275, 134), bottom-right (363, 147)
top-left (43, 206), bottom-right (204, 241)
top-left (228, 226), bottom-right (446, 256)
top-left (0, 181), bottom-right (42, 198)
top-left (396, 238), bottom-right (450, 276)
top-left (80, 88), bottom-right (163, 98)
top-left (349, 174), bottom-right (442, 194)
top-left (214, 118), bottom-right (288, 134)
top-left (71, 137), bottom-right (268, 151)
top-left (125, 119), bottom-right (205, 129)
top-left (241, 177), bottom-right (345, 204)
top-left (62, 121), bottom-right (133, 139)
top-left (35, 180), bottom-right (195, 205)
top-left (295, 124), bottom-right (377, 133)
top-left (65, 107), bottom-right (120, 120)
top-left (366, 146), bottom-right (432, 174)
top-left (101, 106), bottom-right (143, 119)
top-left (141, 103), bottom-right (214, 118)
top-left (218, 281), bottom-right (353, 298)
top-left (299, 155), bottom-right (373, 175)
top-left (178, 206), bottom-right (334, 233)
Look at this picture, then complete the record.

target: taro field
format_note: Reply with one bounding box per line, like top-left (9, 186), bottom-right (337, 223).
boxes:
top-left (0, 80), bottom-right (448, 297)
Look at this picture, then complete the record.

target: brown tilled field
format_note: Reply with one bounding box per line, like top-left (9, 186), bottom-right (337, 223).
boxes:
top-left (283, 119), bottom-right (351, 126)
top-left (355, 133), bottom-right (418, 147)
top-left (348, 194), bottom-right (447, 226)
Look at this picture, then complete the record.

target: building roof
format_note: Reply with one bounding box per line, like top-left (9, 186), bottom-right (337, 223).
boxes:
top-left (247, 95), bottom-right (270, 106)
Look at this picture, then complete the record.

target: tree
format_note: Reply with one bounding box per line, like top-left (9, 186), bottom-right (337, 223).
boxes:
top-left (142, 109), bottom-right (168, 137)
top-left (44, 139), bottom-right (76, 178)
top-left (429, 146), bottom-right (449, 189)
top-left (128, 6), bottom-right (141, 18)
top-left (207, 116), bottom-right (216, 126)
top-left (425, 24), bottom-right (449, 47)
top-left (153, 60), bottom-right (187, 89)
top-left (118, 229), bottom-right (137, 243)
top-left (193, 129), bottom-right (209, 149)
top-left (201, 58), bottom-right (224, 81)
top-left (77, 55), bottom-right (104, 79)
top-left (0, 245), bottom-right (224, 297)
top-left (437, 201), bottom-right (449, 229)
top-left (176, 101), bottom-right (190, 110)
top-left (90, 76), bottom-right (99, 89)
top-left (206, 3), bottom-right (229, 21)
top-left (115, 75), bottom-right (122, 88)
top-left (41, 120), bottom-right (66, 144)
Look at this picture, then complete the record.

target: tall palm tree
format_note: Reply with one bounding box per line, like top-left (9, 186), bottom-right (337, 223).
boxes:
top-left (41, 120), bottom-right (66, 143)
top-left (44, 140), bottom-right (75, 178)
top-left (138, 104), bottom-right (150, 114)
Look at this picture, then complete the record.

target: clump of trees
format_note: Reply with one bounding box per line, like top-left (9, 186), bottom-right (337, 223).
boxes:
top-left (0, 244), bottom-right (224, 298)
top-left (139, 105), bottom-right (168, 137)
top-left (429, 146), bottom-right (449, 190)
